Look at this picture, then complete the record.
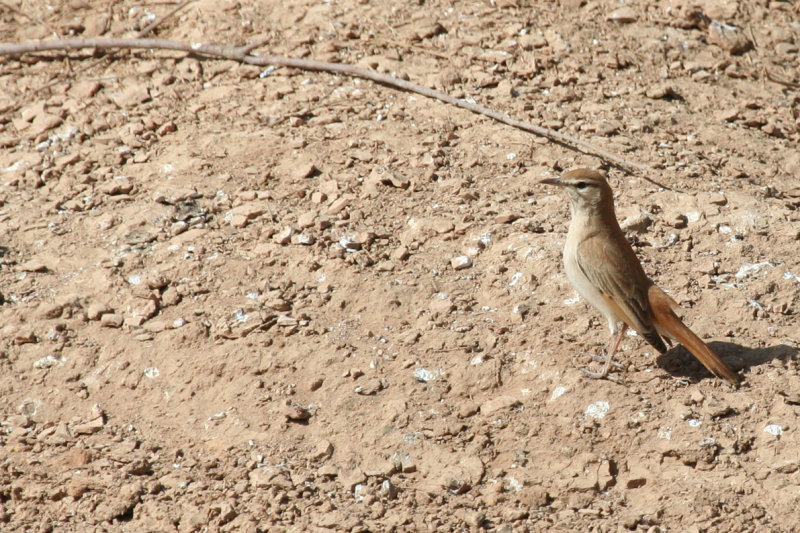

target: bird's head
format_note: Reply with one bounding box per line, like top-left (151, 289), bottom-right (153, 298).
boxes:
top-left (541, 168), bottom-right (614, 213)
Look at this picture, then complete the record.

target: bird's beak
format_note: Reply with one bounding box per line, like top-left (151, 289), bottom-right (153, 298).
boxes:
top-left (540, 177), bottom-right (563, 186)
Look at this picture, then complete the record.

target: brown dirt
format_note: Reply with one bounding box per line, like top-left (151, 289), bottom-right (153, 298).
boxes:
top-left (2, 0), bottom-right (800, 531)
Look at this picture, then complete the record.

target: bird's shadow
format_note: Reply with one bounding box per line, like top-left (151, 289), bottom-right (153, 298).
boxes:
top-left (656, 341), bottom-right (798, 383)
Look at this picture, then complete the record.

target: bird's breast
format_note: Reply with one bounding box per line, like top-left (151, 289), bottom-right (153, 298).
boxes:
top-left (563, 232), bottom-right (622, 331)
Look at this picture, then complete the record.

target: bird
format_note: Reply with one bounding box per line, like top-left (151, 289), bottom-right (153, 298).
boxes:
top-left (541, 168), bottom-right (740, 387)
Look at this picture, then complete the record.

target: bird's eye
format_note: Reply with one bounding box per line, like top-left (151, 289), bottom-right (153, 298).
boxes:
top-left (576, 182), bottom-right (587, 190)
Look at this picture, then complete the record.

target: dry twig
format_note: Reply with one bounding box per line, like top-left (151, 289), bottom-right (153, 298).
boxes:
top-left (2, 2), bottom-right (193, 106)
top-left (0, 36), bottom-right (674, 188)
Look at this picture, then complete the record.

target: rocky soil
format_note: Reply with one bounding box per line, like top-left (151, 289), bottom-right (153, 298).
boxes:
top-left (1, 0), bottom-right (800, 531)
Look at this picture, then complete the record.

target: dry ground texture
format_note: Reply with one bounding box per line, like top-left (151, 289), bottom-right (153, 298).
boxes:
top-left (2, 0), bottom-right (800, 531)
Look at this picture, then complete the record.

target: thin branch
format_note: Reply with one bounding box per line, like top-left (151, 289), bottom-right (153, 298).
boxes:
top-left (0, 36), bottom-right (674, 188)
top-left (765, 68), bottom-right (800, 89)
top-left (138, 0), bottom-right (193, 38)
top-left (2, 3), bottom-right (194, 109)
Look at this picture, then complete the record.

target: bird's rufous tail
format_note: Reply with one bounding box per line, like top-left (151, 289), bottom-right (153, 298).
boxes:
top-left (648, 285), bottom-right (740, 387)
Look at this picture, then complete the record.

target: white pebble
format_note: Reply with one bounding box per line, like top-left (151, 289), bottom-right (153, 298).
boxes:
top-left (413, 368), bottom-right (437, 382)
top-left (764, 424), bottom-right (783, 436)
top-left (33, 355), bottom-right (64, 369)
top-left (735, 262), bottom-right (773, 279)
top-left (550, 386), bottom-right (567, 401)
top-left (585, 401), bottom-right (610, 419)
top-left (451, 255), bottom-right (473, 270)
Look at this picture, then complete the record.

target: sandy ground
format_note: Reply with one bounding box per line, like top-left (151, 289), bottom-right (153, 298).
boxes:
top-left (1, 0), bottom-right (800, 531)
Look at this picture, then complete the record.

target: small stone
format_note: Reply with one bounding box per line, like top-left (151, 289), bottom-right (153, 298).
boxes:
top-left (689, 390), bottom-right (705, 405)
top-left (292, 162), bottom-right (318, 181)
top-left (171, 221), bottom-right (188, 235)
top-left (596, 119), bottom-right (622, 136)
top-left (266, 298), bottom-right (290, 312)
top-left (6, 414), bottom-right (31, 428)
top-left (87, 303), bottom-right (113, 320)
top-left (98, 177), bottom-right (133, 195)
top-left (429, 296), bottom-right (454, 315)
top-left (353, 483), bottom-right (370, 502)
top-left (229, 214), bottom-right (248, 228)
top-left (313, 439), bottom-right (334, 461)
top-left (663, 212), bottom-right (687, 229)
top-left (230, 204), bottom-right (265, 222)
top-left (776, 42), bottom-right (798, 56)
top-left (518, 33), bottom-right (548, 50)
top-left (620, 213), bottom-right (651, 233)
top-left (18, 259), bottom-right (48, 272)
top-left (597, 461), bottom-right (614, 490)
top-left (606, 6), bottom-right (637, 22)
top-left (36, 302), bottom-right (63, 319)
top-left (156, 121), bottom-right (177, 135)
top-left (703, 398), bottom-right (732, 418)
top-left (375, 260), bottom-right (395, 272)
top-left (458, 402), bottom-right (479, 418)
top-left (585, 401), bottom-right (610, 419)
top-left (100, 313), bottom-right (124, 328)
top-left (67, 478), bottom-right (93, 499)
top-left (249, 467), bottom-right (293, 489)
top-left (318, 464), bottom-right (338, 478)
top-left (413, 367), bottom-right (438, 383)
top-left (210, 502), bottom-right (237, 525)
top-left (645, 84), bottom-right (679, 99)
top-left (28, 113), bottom-right (63, 137)
top-left (326, 197), bottom-right (349, 215)
top-left (112, 85), bottom-right (151, 107)
top-left (717, 108), bottom-right (740, 122)
top-left (161, 287), bottom-right (181, 307)
top-left (431, 219), bottom-right (455, 234)
top-left (378, 479), bottom-right (399, 500)
top-left (33, 355), bottom-right (64, 369)
top-left (451, 256), bottom-right (473, 270)
top-left (276, 315), bottom-right (298, 327)
top-left (353, 231), bottom-right (375, 246)
top-left (480, 395), bottom-right (521, 415)
top-left (387, 174), bottom-right (409, 188)
top-left (72, 415), bottom-right (105, 435)
top-left (283, 400), bottom-right (311, 421)
top-left (69, 81), bottom-right (102, 99)
top-left (464, 511), bottom-right (486, 527)
top-left (493, 213), bottom-right (519, 224)
top-left (291, 233), bottom-right (316, 245)
top-left (709, 193), bottom-right (727, 206)
top-left (392, 450), bottom-right (416, 473)
top-left (320, 181), bottom-right (339, 195)
top-left (315, 510), bottom-right (346, 529)
top-left (518, 486), bottom-right (549, 508)
top-left (338, 236), bottom-right (361, 252)
top-left (440, 456), bottom-right (484, 494)
top-left (391, 246), bottom-right (410, 261)
top-left (707, 21), bottom-right (752, 54)
top-left (340, 467), bottom-right (367, 490)
top-left (297, 211), bottom-right (316, 228)
top-left (355, 378), bottom-right (385, 395)
top-left (273, 227), bottom-right (294, 245)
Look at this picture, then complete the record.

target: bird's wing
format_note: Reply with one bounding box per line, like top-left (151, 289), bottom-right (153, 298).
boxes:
top-left (576, 231), bottom-right (666, 353)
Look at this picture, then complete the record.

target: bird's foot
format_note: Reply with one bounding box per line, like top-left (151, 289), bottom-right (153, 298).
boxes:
top-left (580, 352), bottom-right (623, 369)
top-left (580, 353), bottom-right (623, 382)
top-left (581, 367), bottom-right (624, 384)
top-left (582, 366), bottom-right (610, 379)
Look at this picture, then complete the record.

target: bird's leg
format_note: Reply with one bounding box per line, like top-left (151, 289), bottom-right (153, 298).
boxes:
top-left (583, 324), bottom-right (628, 379)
